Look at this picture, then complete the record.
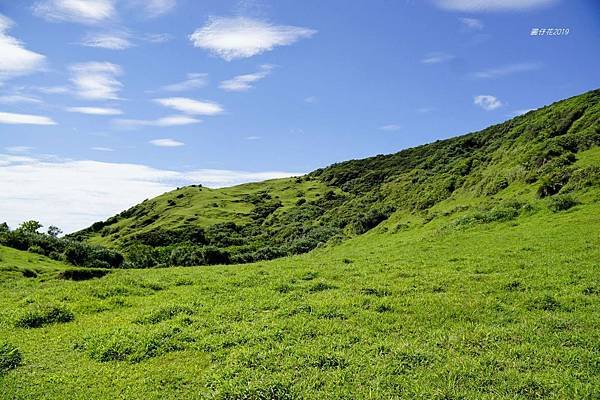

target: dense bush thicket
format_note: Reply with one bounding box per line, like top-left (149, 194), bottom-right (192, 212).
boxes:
top-left (71, 89), bottom-right (600, 268)
top-left (0, 221), bottom-right (124, 268)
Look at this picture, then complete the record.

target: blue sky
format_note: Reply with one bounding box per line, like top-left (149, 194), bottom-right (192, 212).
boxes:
top-left (1, 0), bottom-right (599, 232)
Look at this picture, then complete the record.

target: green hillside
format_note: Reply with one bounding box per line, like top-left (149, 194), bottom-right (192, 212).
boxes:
top-left (1, 195), bottom-right (599, 398)
top-left (71, 89), bottom-right (600, 268)
top-left (1, 89), bottom-right (599, 398)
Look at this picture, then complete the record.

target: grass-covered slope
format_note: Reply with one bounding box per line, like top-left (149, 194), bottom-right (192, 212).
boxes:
top-left (1, 195), bottom-right (599, 398)
top-left (71, 89), bottom-right (600, 268)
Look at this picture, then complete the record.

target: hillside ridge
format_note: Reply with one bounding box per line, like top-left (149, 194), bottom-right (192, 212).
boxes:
top-left (70, 88), bottom-right (600, 267)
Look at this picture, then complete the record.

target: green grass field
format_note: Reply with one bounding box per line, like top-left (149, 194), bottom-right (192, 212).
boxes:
top-left (1, 194), bottom-right (599, 399)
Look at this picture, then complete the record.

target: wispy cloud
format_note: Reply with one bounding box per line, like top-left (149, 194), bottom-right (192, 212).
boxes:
top-left (379, 124), bottom-right (401, 131)
top-left (91, 146), bottom-right (114, 151)
top-left (5, 146), bottom-right (34, 153)
top-left (0, 94), bottom-right (42, 104)
top-left (0, 153), bottom-right (301, 232)
top-left (70, 62), bottom-right (123, 100)
top-left (113, 115), bottom-right (201, 128)
top-left (36, 86), bottom-right (70, 94)
top-left (245, 136), bottom-right (261, 140)
top-left (154, 97), bottom-right (224, 115)
top-left (0, 111), bottom-right (56, 125)
top-left (127, 0), bottom-right (176, 18)
top-left (473, 62), bottom-right (541, 79)
top-left (80, 31), bottom-right (133, 50)
top-left (189, 16), bottom-right (316, 61)
top-left (32, 0), bottom-right (116, 24)
top-left (421, 52), bottom-right (454, 64)
top-left (66, 106), bottom-right (123, 115)
top-left (474, 95), bottom-right (502, 110)
top-left (143, 33), bottom-right (172, 43)
top-left (304, 96), bottom-right (318, 104)
top-left (433, 0), bottom-right (557, 12)
top-left (149, 138), bottom-right (184, 147)
top-left (161, 73), bottom-right (208, 92)
top-left (460, 17), bottom-right (483, 30)
top-left (219, 65), bottom-right (273, 92)
top-left (0, 14), bottom-right (46, 83)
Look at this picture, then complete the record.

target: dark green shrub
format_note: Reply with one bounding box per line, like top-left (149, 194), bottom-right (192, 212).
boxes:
top-left (27, 244), bottom-right (46, 255)
top-left (21, 268), bottom-right (38, 278)
top-left (352, 204), bottom-right (395, 234)
top-left (58, 268), bottom-right (111, 281)
top-left (253, 246), bottom-right (286, 261)
top-left (308, 282), bottom-right (336, 293)
top-left (251, 199), bottom-right (282, 220)
top-left (547, 195), bottom-right (578, 212)
top-left (0, 342), bottom-right (22, 373)
top-left (15, 305), bottom-right (74, 328)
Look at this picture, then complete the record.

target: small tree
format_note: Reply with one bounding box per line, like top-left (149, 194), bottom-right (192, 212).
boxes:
top-left (47, 226), bottom-right (63, 237)
top-left (0, 222), bottom-right (9, 234)
top-left (18, 220), bottom-right (42, 234)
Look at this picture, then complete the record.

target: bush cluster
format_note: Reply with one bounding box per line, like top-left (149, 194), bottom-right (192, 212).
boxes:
top-left (0, 221), bottom-right (124, 269)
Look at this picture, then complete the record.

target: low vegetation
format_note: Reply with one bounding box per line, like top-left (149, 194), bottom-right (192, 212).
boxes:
top-left (0, 89), bottom-right (598, 398)
top-left (0, 198), bottom-right (599, 398)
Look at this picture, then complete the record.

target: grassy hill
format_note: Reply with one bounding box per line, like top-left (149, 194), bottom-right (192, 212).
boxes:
top-left (1, 194), bottom-right (599, 398)
top-left (1, 89), bottom-right (599, 398)
top-left (70, 89), bottom-right (600, 268)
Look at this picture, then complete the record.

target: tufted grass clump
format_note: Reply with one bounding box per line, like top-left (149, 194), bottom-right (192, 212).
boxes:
top-left (79, 326), bottom-right (187, 363)
top-left (0, 342), bottom-right (22, 373)
top-left (135, 305), bottom-right (195, 325)
top-left (15, 304), bottom-right (74, 328)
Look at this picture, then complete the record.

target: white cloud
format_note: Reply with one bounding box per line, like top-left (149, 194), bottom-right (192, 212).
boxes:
top-left (80, 31), bottom-right (133, 50)
top-left (460, 17), bottom-right (483, 30)
top-left (433, 0), bottom-right (557, 12)
top-left (161, 73), bottom-right (208, 92)
top-left (113, 115), bottom-right (201, 128)
top-left (0, 95), bottom-right (42, 104)
top-left (154, 97), bottom-right (224, 115)
top-left (149, 138), bottom-right (184, 147)
top-left (143, 33), bottom-right (172, 43)
top-left (474, 95), bottom-right (502, 110)
top-left (67, 106), bottom-right (123, 115)
top-left (70, 62), bottom-right (123, 100)
top-left (0, 153), bottom-right (300, 233)
top-left (245, 136), bottom-right (261, 140)
top-left (219, 64), bottom-right (273, 92)
top-left (304, 96), bottom-right (318, 104)
top-left (91, 146), bottom-right (114, 151)
top-left (379, 124), bottom-right (401, 131)
top-left (189, 16), bottom-right (316, 61)
top-left (421, 52), bottom-right (454, 64)
top-left (0, 111), bottom-right (56, 125)
top-left (0, 14), bottom-right (46, 82)
top-left (33, 0), bottom-right (116, 24)
top-left (473, 62), bottom-right (541, 79)
top-left (5, 146), bottom-right (34, 153)
top-left (36, 86), bottom-right (70, 94)
top-left (128, 0), bottom-right (176, 18)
